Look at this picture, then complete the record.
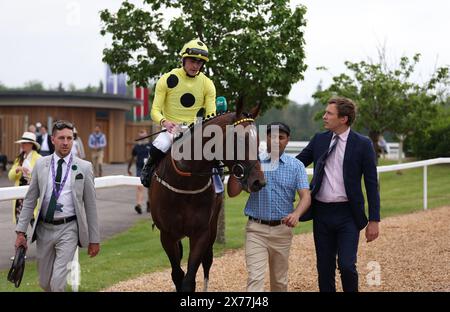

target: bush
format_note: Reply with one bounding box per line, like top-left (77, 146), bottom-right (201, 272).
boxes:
top-left (407, 113), bottom-right (450, 159)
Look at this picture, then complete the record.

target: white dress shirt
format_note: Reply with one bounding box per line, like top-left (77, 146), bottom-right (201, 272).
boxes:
top-left (316, 127), bottom-right (350, 203)
top-left (41, 153), bottom-right (76, 219)
top-left (40, 133), bottom-right (50, 152)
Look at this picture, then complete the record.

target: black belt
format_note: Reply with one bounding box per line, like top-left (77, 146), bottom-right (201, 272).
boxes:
top-left (41, 215), bottom-right (77, 225)
top-left (248, 216), bottom-right (283, 226)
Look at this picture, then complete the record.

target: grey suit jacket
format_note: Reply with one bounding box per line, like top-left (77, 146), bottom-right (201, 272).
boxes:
top-left (15, 155), bottom-right (100, 247)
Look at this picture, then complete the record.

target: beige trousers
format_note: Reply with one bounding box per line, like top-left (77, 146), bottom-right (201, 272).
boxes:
top-left (91, 149), bottom-right (104, 176)
top-left (245, 219), bottom-right (293, 292)
top-left (36, 220), bottom-right (79, 292)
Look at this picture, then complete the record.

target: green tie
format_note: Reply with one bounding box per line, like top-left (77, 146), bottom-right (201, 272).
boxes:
top-left (45, 158), bottom-right (64, 222)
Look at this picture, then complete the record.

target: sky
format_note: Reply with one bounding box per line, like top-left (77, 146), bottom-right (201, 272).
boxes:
top-left (0, 0), bottom-right (449, 104)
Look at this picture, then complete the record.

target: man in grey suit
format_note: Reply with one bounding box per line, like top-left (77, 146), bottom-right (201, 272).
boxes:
top-left (15, 120), bottom-right (100, 292)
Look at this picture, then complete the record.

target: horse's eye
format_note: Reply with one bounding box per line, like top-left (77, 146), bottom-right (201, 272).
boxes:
top-left (232, 164), bottom-right (245, 179)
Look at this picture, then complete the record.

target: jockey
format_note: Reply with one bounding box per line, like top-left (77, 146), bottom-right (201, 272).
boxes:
top-left (141, 39), bottom-right (217, 187)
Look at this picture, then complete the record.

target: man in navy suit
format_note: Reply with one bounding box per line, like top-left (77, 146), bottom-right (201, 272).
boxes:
top-left (296, 96), bottom-right (380, 292)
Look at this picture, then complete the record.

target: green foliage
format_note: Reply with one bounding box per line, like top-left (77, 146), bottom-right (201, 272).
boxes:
top-left (313, 53), bottom-right (449, 156)
top-left (22, 80), bottom-right (45, 91)
top-left (100, 0), bottom-right (308, 112)
top-left (406, 107), bottom-right (450, 159)
top-left (257, 100), bottom-right (323, 140)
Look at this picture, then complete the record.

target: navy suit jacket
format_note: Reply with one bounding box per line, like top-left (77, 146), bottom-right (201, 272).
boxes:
top-left (37, 133), bottom-right (54, 153)
top-left (296, 129), bottom-right (380, 230)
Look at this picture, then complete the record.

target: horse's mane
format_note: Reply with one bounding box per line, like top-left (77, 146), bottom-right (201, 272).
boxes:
top-left (186, 109), bottom-right (255, 131)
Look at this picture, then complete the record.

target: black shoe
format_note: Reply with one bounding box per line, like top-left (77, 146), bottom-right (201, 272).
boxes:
top-left (146, 201), bottom-right (151, 213)
top-left (135, 204), bottom-right (143, 214)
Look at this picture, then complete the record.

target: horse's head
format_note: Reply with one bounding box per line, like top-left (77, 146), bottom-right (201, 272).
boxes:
top-left (218, 97), bottom-right (266, 192)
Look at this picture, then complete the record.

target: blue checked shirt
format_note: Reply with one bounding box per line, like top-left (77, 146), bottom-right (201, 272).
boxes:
top-left (244, 152), bottom-right (309, 221)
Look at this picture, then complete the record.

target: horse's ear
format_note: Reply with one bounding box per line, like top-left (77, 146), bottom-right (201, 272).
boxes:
top-left (249, 100), bottom-right (262, 118)
top-left (235, 95), bottom-right (244, 119)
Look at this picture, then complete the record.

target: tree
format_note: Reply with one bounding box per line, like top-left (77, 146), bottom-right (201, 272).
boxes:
top-left (100, 0), bottom-right (308, 245)
top-left (406, 106), bottom-right (450, 159)
top-left (100, 0), bottom-right (307, 112)
top-left (313, 53), bottom-right (449, 161)
top-left (22, 80), bottom-right (45, 91)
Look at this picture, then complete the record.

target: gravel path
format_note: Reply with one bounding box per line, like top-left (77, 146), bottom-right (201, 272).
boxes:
top-left (105, 206), bottom-right (450, 292)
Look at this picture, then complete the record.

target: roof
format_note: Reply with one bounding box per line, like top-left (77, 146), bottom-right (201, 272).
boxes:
top-left (0, 91), bottom-right (142, 111)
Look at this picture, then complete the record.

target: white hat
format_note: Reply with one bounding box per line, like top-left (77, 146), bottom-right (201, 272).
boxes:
top-left (15, 131), bottom-right (40, 150)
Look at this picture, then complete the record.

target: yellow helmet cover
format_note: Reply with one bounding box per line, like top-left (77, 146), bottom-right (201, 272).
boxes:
top-left (179, 39), bottom-right (209, 62)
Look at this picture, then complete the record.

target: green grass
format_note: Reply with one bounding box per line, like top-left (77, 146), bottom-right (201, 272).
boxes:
top-left (1, 161), bottom-right (449, 291)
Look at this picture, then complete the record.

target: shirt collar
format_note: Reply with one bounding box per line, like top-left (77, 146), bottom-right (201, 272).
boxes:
top-left (333, 127), bottom-right (350, 142)
top-left (259, 151), bottom-right (287, 164)
top-left (53, 152), bottom-right (71, 164)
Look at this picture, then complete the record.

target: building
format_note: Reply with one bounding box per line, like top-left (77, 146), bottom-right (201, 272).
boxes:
top-left (0, 91), bottom-right (144, 163)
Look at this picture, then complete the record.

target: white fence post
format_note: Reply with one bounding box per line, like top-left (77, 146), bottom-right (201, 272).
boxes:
top-left (423, 165), bottom-right (428, 210)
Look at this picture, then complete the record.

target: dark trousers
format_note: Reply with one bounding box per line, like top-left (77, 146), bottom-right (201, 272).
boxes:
top-left (312, 200), bottom-right (360, 292)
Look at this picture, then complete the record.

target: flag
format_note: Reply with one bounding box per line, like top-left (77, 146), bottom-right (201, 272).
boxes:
top-left (134, 86), bottom-right (151, 121)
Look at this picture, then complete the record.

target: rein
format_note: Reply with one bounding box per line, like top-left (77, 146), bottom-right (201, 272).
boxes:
top-left (170, 116), bottom-right (255, 177)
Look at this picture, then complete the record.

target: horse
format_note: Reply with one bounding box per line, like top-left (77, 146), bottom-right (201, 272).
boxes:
top-left (149, 100), bottom-right (266, 292)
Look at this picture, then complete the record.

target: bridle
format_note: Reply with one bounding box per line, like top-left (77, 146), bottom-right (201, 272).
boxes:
top-left (170, 116), bottom-right (258, 183)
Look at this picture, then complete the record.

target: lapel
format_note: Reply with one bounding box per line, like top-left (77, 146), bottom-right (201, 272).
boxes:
top-left (343, 129), bottom-right (356, 177)
top-left (70, 157), bottom-right (78, 187)
top-left (69, 156), bottom-right (82, 216)
top-left (40, 156), bottom-right (52, 199)
top-left (319, 131), bottom-right (333, 160)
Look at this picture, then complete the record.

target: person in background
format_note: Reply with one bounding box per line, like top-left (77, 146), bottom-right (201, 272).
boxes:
top-left (71, 128), bottom-right (86, 159)
top-left (228, 122), bottom-right (311, 292)
top-left (37, 125), bottom-right (55, 156)
top-left (28, 124), bottom-right (37, 135)
top-left (0, 152), bottom-right (7, 176)
top-left (88, 125), bottom-right (107, 177)
top-left (8, 131), bottom-right (42, 225)
top-left (378, 135), bottom-right (389, 159)
top-left (127, 129), bottom-right (151, 214)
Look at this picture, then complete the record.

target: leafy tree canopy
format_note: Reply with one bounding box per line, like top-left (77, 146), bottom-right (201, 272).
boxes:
top-left (313, 53), bottom-right (449, 154)
top-left (100, 0), bottom-right (308, 112)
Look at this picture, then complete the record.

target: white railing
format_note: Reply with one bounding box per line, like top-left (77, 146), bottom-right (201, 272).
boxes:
top-left (1, 158), bottom-right (449, 210)
top-left (282, 141), bottom-right (403, 160)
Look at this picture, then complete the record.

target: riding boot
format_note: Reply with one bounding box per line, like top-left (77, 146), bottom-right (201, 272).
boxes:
top-left (140, 143), bottom-right (166, 188)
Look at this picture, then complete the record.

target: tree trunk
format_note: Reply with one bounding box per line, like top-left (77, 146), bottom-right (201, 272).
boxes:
top-left (398, 134), bottom-right (405, 164)
top-left (215, 195), bottom-right (226, 244)
top-left (368, 130), bottom-right (381, 164)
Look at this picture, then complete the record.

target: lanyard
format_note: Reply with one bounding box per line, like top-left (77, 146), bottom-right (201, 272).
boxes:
top-left (51, 154), bottom-right (73, 200)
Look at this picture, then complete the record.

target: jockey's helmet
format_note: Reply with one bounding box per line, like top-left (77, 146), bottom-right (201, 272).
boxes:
top-left (179, 39), bottom-right (209, 63)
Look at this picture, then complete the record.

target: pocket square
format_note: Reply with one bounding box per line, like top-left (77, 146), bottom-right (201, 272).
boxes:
top-left (75, 173), bottom-right (84, 180)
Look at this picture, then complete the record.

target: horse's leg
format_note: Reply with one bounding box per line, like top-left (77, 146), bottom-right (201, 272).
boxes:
top-left (202, 197), bottom-right (222, 291)
top-left (201, 245), bottom-right (213, 292)
top-left (160, 231), bottom-right (185, 292)
top-left (182, 233), bottom-right (212, 292)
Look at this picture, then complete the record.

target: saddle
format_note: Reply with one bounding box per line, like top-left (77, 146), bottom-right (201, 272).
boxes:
top-left (7, 245), bottom-right (26, 288)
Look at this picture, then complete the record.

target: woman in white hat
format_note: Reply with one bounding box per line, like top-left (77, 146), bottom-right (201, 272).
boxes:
top-left (8, 131), bottom-right (42, 224)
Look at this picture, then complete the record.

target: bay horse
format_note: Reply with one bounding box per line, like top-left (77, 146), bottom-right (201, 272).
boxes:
top-left (149, 100), bottom-right (266, 292)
